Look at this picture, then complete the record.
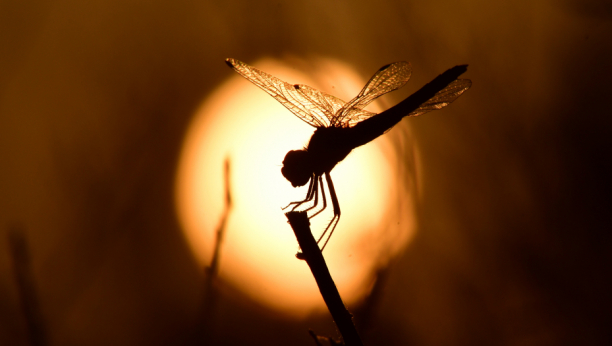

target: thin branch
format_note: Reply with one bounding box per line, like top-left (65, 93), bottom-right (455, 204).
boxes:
top-left (200, 156), bottom-right (232, 342)
top-left (285, 211), bottom-right (364, 346)
top-left (9, 227), bottom-right (47, 346)
top-left (208, 157), bottom-right (232, 279)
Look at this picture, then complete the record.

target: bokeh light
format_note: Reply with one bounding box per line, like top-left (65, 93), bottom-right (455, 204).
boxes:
top-left (175, 57), bottom-right (416, 316)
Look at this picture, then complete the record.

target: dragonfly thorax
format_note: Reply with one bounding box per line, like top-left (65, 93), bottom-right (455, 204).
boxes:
top-left (281, 150), bottom-right (313, 187)
top-left (282, 127), bottom-right (355, 188)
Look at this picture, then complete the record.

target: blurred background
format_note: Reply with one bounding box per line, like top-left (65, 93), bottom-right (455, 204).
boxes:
top-left (1, 0), bottom-right (612, 345)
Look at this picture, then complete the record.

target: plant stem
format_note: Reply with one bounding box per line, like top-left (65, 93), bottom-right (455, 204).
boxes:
top-left (9, 227), bottom-right (47, 346)
top-left (286, 211), bottom-right (364, 346)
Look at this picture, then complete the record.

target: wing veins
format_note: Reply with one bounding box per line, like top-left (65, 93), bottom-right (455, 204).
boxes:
top-left (408, 79), bottom-right (472, 117)
top-left (332, 61), bottom-right (412, 126)
top-left (226, 58), bottom-right (333, 128)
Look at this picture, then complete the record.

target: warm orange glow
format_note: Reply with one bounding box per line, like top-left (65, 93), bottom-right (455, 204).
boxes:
top-left (175, 57), bottom-right (416, 317)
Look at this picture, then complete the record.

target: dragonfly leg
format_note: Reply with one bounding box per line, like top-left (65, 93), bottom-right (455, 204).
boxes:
top-left (302, 176), bottom-right (321, 214)
top-left (294, 175), bottom-right (329, 260)
top-left (318, 172), bottom-right (341, 251)
top-left (283, 174), bottom-right (316, 210)
top-left (307, 175), bottom-right (327, 218)
top-left (286, 174), bottom-right (328, 218)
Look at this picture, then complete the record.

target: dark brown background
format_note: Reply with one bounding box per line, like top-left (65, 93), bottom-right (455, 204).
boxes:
top-left (1, 0), bottom-right (611, 345)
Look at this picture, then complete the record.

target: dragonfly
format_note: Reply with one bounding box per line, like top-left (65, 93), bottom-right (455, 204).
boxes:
top-left (226, 58), bottom-right (471, 252)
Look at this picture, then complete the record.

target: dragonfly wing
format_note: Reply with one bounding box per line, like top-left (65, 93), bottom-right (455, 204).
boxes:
top-left (291, 83), bottom-right (348, 125)
top-left (408, 79), bottom-right (472, 117)
top-left (339, 108), bottom-right (378, 128)
top-left (332, 61), bottom-right (412, 127)
top-left (226, 58), bottom-right (334, 128)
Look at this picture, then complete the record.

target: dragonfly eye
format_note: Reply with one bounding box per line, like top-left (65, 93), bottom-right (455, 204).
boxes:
top-left (281, 150), bottom-right (312, 187)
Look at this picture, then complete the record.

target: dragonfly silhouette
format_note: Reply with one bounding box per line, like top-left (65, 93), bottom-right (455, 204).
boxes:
top-left (226, 58), bottom-right (471, 251)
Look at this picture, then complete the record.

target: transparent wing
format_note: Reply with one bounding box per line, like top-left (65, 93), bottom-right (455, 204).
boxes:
top-left (291, 83), bottom-right (348, 124)
top-left (336, 107), bottom-right (378, 128)
top-left (408, 79), bottom-right (472, 117)
top-left (332, 61), bottom-right (412, 127)
top-left (226, 58), bottom-right (345, 128)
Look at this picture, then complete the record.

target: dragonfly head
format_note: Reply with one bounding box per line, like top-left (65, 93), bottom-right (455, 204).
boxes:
top-left (281, 150), bottom-right (312, 187)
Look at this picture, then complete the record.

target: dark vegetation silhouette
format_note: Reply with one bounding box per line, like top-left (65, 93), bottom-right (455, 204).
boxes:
top-left (9, 227), bottom-right (47, 346)
top-left (200, 157), bottom-right (232, 343)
